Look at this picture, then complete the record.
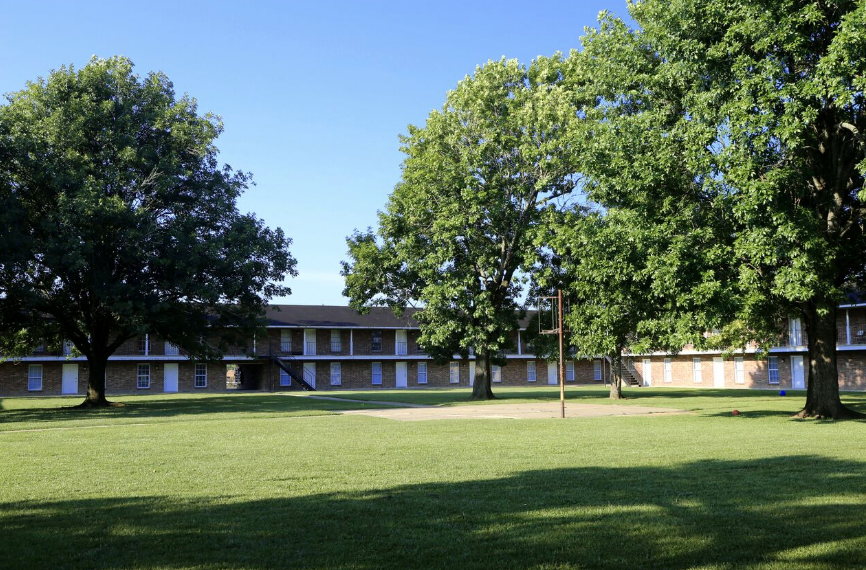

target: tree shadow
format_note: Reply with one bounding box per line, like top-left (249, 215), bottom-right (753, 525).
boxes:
top-left (2, 456), bottom-right (865, 569)
top-left (0, 394), bottom-right (372, 429)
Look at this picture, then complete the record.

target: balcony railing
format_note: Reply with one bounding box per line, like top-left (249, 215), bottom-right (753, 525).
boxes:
top-left (305, 342), bottom-right (316, 355)
top-left (280, 341), bottom-right (292, 353)
top-left (165, 343), bottom-right (180, 356)
top-left (330, 341), bottom-right (342, 352)
top-left (396, 342), bottom-right (407, 356)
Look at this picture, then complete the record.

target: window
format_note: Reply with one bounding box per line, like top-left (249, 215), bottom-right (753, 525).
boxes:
top-left (28, 364), bottom-right (43, 391)
top-left (371, 330), bottom-right (382, 352)
top-left (138, 335), bottom-right (150, 354)
top-left (449, 362), bottom-right (460, 384)
top-left (565, 361), bottom-right (575, 382)
top-left (330, 330), bottom-right (341, 353)
top-left (593, 360), bottom-right (602, 381)
top-left (789, 318), bottom-right (802, 346)
top-left (768, 356), bottom-right (779, 384)
top-left (137, 364), bottom-right (151, 389)
top-left (279, 368), bottom-right (291, 387)
top-left (492, 365), bottom-right (502, 383)
top-left (692, 358), bottom-right (702, 383)
top-left (417, 362), bottom-right (428, 384)
top-left (330, 362), bottom-right (342, 386)
top-left (195, 364), bottom-right (207, 388)
top-left (664, 358), bottom-right (672, 383)
top-left (527, 361), bottom-right (536, 382)
top-left (371, 362), bottom-right (382, 385)
top-left (280, 330), bottom-right (292, 353)
top-left (735, 357), bottom-right (745, 384)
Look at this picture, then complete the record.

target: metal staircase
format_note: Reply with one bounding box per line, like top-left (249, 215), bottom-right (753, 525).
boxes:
top-left (271, 357), bottom-right (316, 391)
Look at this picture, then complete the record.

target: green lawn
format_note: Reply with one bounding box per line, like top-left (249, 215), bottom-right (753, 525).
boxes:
top-left (1, 387), bottom-right (865, 569)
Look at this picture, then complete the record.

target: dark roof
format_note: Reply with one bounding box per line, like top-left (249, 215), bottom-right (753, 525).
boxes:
top-left (264, 305), bottom-right (537, 329)
top-left (844, 291), bottom-right (865, 305)
top-left (264, 305), bottom-right (420, 328)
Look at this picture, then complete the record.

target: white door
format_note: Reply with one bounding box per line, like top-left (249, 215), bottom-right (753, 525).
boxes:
top-left (713, 357), bottom-right (725, 388)
top-left (164, 363), bottom-right (179, 392)
top-left (469, 362), bottom-right (476, 386)
top-left (548, 362), bottom-right (557, 385)
top-left (642, 359), bottom-right (652, 387)
top-left (303, 362), bottom-right (316, 389)
top-left (61, 364), bottom-right (79, 394)
top-left (791, 356), bottom-right (805, 389)
top-left (395, 330), bottom-right (408, 355)
top-left (395, 362), bottom-right (408, 388)
top-left (304, 329), bottom-right (316, 355)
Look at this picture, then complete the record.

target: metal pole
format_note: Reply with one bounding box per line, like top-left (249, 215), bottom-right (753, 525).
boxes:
top-left (558, 289), bottom-right (565, 419)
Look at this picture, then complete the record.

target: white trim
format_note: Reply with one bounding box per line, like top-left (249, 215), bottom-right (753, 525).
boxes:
top-left (526, 360), bottom-right (536, 382)
top-left (663, 358), bottom-right (672, 383)
top-left (417, 361), bottom-right (428, 384)
top-left (350, 330), bottom-right (354, 355)
top-left (28, 364), bottom-right (43, 391)
top-left (517, 331), bottom-right (522, 355)
top-left (734, 357), bottom-right (745, 384)
top-left (846, 310), bottom-right (851, 345)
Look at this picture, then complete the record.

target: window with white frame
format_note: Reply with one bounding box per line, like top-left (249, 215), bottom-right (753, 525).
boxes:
top-left (28, 364), bottom-right (43, 391)
top-left (692, 358), bottom-right (702, 383)
top-left (330, 330), bottom-right (341, 353)
top-left (417, 362), bottom-right (428, 384)
top-left (279, 368), bottom-right (291, 387)
top-left (371, 362), bottom-right (382, 385)
top-left (329, 362), bottom-right (342, 386)
top-left (789, 318), bottom-right (802, 346)
top-left (527, 361), bottom-right (536, 382)
top-left (137, 364), bottom-right (151, 389)
top-left (593, 360), bottom-right (602, 381)
top-left (492, 365), bottom-right (502, 383)
top-left (734, 357), bottom-right (745, 384)
top-left (565, 361), bottom-right (575, 382)
top-left (768, 356), bottom-right (779, 384)
top-left (449, 362), bottom-right (459, 384)
top-left (664, 358), bottom-right (672, 382)
top-left (280, 330), bottom-right (292, 353)
top-left (371, 330), bottom-right (382, 352)
top-left (195, 364), bottom-right (207, 388)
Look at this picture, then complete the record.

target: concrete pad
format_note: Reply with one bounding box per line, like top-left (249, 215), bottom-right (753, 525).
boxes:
top-left (338, 402), bottom-right (689, 421)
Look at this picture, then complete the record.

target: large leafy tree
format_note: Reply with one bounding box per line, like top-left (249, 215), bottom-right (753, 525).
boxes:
top-left (342, 57), bottom-right (580, 399)
top-left (574, 0), bottom-right (865, 418)
top-left (0, 57), bottom-right (296, 407)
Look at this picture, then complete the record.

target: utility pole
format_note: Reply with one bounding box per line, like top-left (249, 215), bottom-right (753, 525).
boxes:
top-left (540, 290), bottom-right (566, 419)
top-left (558, 289), bottom-right (565, 419)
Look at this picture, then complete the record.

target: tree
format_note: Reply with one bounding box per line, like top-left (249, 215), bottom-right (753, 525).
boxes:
top-left (0, 56), bottom-right (296, 407)
top-left (573, 1), bottom-right (865, 418)
top-left (342, 57), bottom-right (580, 399)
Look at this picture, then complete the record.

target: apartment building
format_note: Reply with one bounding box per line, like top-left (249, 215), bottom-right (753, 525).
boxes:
top-left (1, 301), bottom-right (864, 396)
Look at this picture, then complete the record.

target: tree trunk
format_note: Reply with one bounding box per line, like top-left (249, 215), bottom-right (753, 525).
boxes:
top-left (77, 356), bottom-right (116, 408)
top-left (471, 351), bottom-right (496, 400)
top-left (609, 351), bottom-right (623, 400)
top-left (795, 303), bottom-right (862, 419)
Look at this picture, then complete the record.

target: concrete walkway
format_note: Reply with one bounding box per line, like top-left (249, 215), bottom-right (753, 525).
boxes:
top-left (337, 401), bottom-right (689, 421)
top-left (295, 394), bottom-right (434, 408)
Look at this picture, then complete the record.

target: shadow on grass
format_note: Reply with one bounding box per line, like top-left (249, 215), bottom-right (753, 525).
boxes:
top-left (0, 394), bottom-right (357, 429)
top-left (2, 456), bottom-right (865, 569)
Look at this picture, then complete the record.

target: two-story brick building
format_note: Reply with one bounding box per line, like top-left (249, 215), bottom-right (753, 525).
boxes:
top-left (2, 301), bottom-right (865, 396)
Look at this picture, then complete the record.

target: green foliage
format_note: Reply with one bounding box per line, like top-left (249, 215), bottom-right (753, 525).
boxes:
top-left (343, 57), bottom-right (581, 368)
top-left (0, 57), bottom-right (296, 366)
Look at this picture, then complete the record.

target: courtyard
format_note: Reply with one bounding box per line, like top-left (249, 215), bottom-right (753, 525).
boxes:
top-left (2, 387), bottom-right (865, 569)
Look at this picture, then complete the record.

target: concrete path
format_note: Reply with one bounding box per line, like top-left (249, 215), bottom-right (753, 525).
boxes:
top-left (337, 401), bottom-right (689, 421)
top-left (297, 394), bottom-right (434, 408)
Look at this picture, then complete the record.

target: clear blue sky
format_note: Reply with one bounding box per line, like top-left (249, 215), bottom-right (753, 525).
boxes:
top-left (0, 0), bottom-right (632, 306)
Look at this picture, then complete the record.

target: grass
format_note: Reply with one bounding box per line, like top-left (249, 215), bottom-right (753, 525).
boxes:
top-left (1, 387), bottom-right (865, 569)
